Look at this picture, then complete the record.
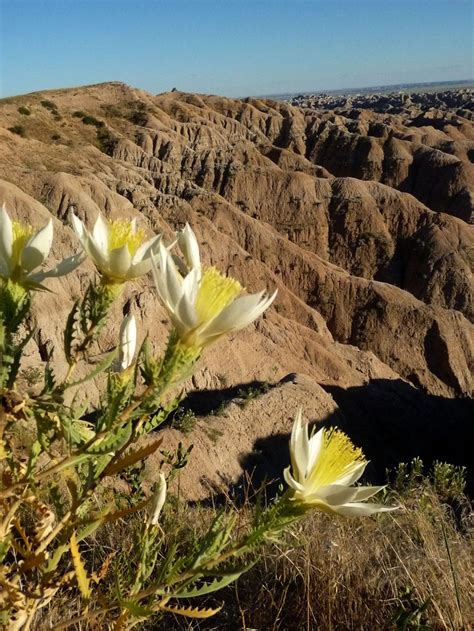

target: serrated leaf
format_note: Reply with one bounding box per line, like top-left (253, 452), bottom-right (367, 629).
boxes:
top-left (53, 452), bottom-right (92, 474)
top-left (174, 563), bottom-right (255, 598)
top-left (0, 535), bottom-right (12, 563)
top-left (70, 531), bottom-right (91, 599)
top-left (141, 396), bottom-right (181, 435)
top-left (25, 439), bottom-right (42, 477)
top-left (61, 416), bottom-right (95, 449)
top-left (64, 299), bottom-right (80, 364)
top-left (77, 516), bottom-right (105, 542)
top-left (121, 600), bottom-right (154, 618)
top-left (85, 422), bottom-right (132, 455)
top-left (103, 437), bottom-right (163, 477)
top-left (191, 512), bottom-right (236, 569)
top-left (97, 371), bottom-right (135, 432)
top-left (41, 362), bottom-right (56, 394)
top-left (6, 328), bottom-right (35, 388)
top-left (158, 603), bottom-right (221, 619)
top-left (66, 349), bottom-right (117, 388)
top-left (45, 542), bottom-right (68, 573)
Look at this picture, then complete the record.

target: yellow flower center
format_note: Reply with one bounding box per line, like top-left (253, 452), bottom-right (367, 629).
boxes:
top-left (12, 222), bottom-right (34, 267)
top-left (108, 220), bottom-right (146, 256)
top-left (307, 429), bottom-right (366, 489)
top-left (195, 267), bottom-right (242, 324)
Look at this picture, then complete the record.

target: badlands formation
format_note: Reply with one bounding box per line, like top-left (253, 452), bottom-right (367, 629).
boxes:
top-left (0, 82), bottom-right (472, 495)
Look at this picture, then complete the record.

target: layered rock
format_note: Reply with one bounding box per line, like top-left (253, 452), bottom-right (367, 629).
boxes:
top-left (0, 82), bottom-right (472, 495)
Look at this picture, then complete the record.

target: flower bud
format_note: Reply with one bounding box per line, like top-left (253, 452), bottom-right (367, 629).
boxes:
top-left (147, 473), bottom-right (167, 526)
top-left (118, 314), bottom-right (137, 371)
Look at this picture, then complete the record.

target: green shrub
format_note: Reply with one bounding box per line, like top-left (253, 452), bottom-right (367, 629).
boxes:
top-left (40, 99), bottom-right (58, 111)
top-left (431, 461), bottom-right (466, 501)
top-left (171, 408), bottom-right (197, 435)
top-left (17, 106), bottom-right (31, 115)
top-left (81, 115), bottom-right (104, 127)
top-left (128, 109), bottom-right (149, 126)
top-left (72, 110), bottom-right (104, 128)
top-left (96, 127), bottom-right (117, 154)
top-left (8, 125), bottom-right (26, 137)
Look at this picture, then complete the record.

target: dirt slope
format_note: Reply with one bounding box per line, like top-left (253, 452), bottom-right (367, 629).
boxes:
top-left (0, 82), bottom-right (472, 495)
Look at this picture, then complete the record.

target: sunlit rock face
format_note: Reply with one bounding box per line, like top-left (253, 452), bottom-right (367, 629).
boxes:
top-left (0, 82), bottom-right (472, 496)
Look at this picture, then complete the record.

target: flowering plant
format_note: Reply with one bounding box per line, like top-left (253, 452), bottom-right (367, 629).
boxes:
top-left (0, 210), bottom-right (394, 629)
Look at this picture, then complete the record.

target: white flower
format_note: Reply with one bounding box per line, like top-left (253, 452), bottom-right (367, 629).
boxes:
top-left (0, 204), bottom-right (83, 287)
top-left (70, 211), bottom-right (160, 283)
top-left (284, 409), bottom-right (396, 517)
top-left (147, 473), bottom-right (167, 526)
top-left (152, 224), bottom-right (277, 348)
top-left (118, 314), bottom-right (137, 371)
top-left (176, 222), bottom-right (201, 278)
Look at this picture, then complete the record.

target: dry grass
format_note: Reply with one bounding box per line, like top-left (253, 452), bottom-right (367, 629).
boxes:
top-left (38, 475), bottom-right (473, 631)
top-left (224, 495), bottom-right (472, 630)
top-left (150, 485), bottom-right (472, 631)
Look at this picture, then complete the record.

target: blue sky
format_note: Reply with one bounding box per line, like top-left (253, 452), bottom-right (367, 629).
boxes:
top-left (0, 0), bottom-right (472, 98)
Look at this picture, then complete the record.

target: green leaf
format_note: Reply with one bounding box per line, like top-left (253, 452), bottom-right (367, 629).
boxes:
top-left (77, 516), bottom-right (106, 542)
top-left (0, 535), bottom-right (12, 563)
top-left (140, 395), bottom-right (181, 435)
top-left (121, 600), bottom-right (154, 618)
top-left (45, 542), bottom-right (68, 573)
top-left (41, 362), bottom-right (56, 394)
top-left (66, 350), bottom-right (117, 388)
top-left (85, 422), bottom-right (132, 455)
top-left (52, 452), bottom-right (92, 474)
top-left (64, 299), bottom-right (80, 364)
top-left (174, 564), bottom-right (254, 598)
top-left (97, 371), bottom-right (135, 432)
top-left (158, 603), bottom-right (221, 619)
top-left (139, 337), bottom-right (162, 386)
top-left (6, 328), bottom-right (35, 388)
top-left (25, 439), bottom-right (42, 477)
top-left (190, 512), bottom-right (236, 570)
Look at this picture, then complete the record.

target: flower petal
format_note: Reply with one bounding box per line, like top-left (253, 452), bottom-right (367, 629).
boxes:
top-left (178, 223), bottom-right (201, 272)
top-left (283, 466), bottom-right (305, 493)
top-left (333, 461), bottom-right (367, 486)
top-left (200, 289), bottom-right (276, 339)
top-left (132, 234), bottom-right (161, 264)
top-left (164, 249), bottom-right (184, 306)
top-left (0, 204), bottom-right (13, 270)
top-left (118, 314), bottom-right (137, 370)
top-left (151, 252), bottom-right (170, 305)
top-left (315, 484), bottom-right (360, 505)
top-left (351, 485), bottom-right (386, 502)
top-left (92, 212), bottom-right (109, 255)
top-left (70, 212), bottom-right (86, 242)
top-left (87, 236), bottom-right (110, 273)
top-left (108, 245), bottom-right (132, 279)
top-left (290, 409), bottom-right (309, 481)
top-left (306, 426), bottom-right (324, 476)
top-left (176, 291), bottom-right (199, 331)
top-left (148, 473), bottom-right (167, 526)
top-left (329, 502), bottom-right (396, 517)
top-left (128, 257), bottom-right (153, 278)
top-left (21, 219), bottom-right (53, 272)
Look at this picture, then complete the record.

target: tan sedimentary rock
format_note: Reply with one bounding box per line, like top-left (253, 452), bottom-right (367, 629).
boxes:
top-left (0, 82), bottom-right (472, 495)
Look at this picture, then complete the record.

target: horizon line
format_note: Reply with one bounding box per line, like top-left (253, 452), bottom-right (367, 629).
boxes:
top-left (1, 77), bottom-right (473, 102)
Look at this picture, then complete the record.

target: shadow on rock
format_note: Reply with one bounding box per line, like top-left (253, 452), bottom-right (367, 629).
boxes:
top-left (176, 379), bottom-right (277, 417)
top-left (230, 378), bottom-right (474, 503)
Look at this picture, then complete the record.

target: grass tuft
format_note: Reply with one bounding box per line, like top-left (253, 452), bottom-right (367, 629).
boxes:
top-left (37, 463), bottom-right (472, 630)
